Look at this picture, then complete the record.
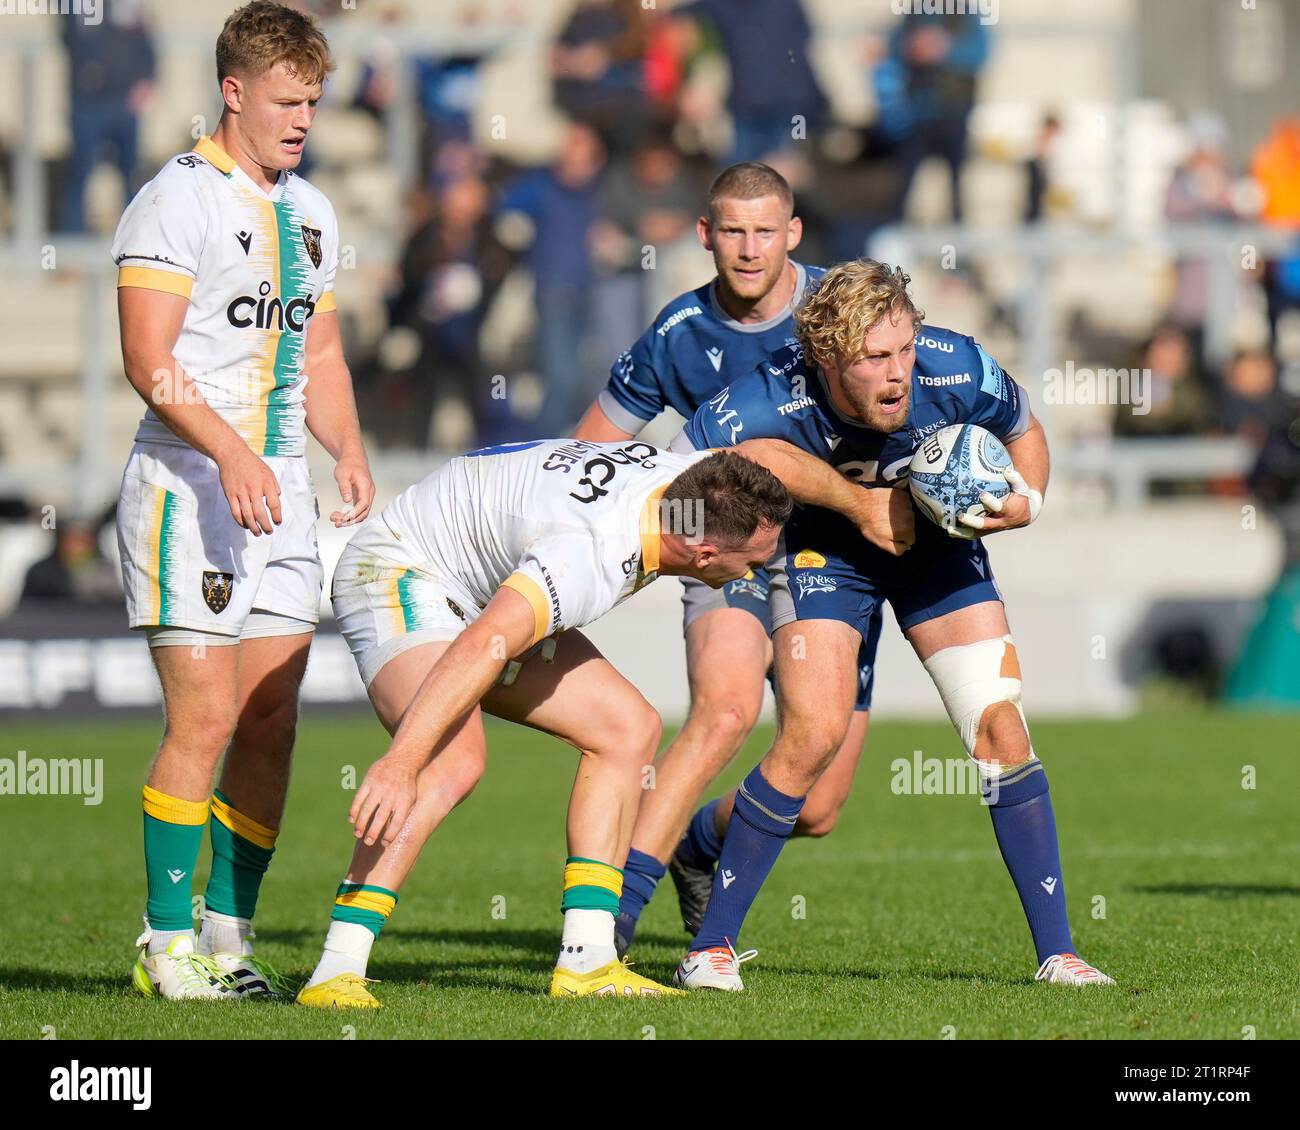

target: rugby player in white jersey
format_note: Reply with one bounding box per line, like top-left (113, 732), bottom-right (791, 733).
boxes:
top-left (112, 2), bottom-right (373, 1000)
top-left (294, 436), bottom-right (887, 1006)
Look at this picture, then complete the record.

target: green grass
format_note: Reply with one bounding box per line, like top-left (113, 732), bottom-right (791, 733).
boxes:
top-left (1, 711), bottom-right (1297, 1039)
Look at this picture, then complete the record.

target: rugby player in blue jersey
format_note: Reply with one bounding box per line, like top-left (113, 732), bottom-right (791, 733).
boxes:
top-left (669, 259), bottom-right (1114, 990)
top-left (573, 165), bottom-right (912, 957)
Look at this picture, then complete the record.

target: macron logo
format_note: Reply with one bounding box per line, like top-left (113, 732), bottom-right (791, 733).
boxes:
top-left (167, 869), bottom-right (186, 885)
top-left (706, 346), bottom-right (724, 372)
top-left (721, 869), bottom-right (737, 889)
top-left (1040, 876), bottom-right (1057, 895)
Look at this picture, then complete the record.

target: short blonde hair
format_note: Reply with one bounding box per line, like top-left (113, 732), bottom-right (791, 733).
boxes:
top-left (795, 259), bottom-right (924, 369)
top-left (216, 1), bottom-right (334, 86)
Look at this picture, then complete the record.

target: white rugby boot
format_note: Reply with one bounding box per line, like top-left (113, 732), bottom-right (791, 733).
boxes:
top-left (1035, 952), bottom-right (1116, 986)
top-left (673, 938), bottom-right (757, 992)
top-left (132, 928), bottom-right (241, 1000)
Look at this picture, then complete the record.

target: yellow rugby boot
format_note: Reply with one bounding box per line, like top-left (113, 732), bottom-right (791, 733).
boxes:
top-left (549, 958), bottom-right (685, 998)
top-left (296, 973), bottom-right (382, 1009)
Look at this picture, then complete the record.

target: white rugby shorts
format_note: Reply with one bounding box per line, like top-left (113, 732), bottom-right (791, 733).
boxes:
top-left (116, 441), bottom-right (322, 638)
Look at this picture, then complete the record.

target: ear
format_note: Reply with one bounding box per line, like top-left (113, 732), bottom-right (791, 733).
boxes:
top-left (696, 214), bottom-right (713, 252)
top-left (786, 215), bottom-right (803, 253)
top-left (691, 541), bottom-right (721, 569)
top-left (221, 74), bottom-right (243, 116)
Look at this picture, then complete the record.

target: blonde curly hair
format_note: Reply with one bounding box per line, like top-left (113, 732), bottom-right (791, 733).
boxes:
top-left (795, 259), bottom-right (924, 369)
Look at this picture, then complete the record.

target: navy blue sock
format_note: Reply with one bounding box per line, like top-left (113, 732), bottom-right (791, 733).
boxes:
top-left (615, 848), bottom-right (666, 948)
top-left (984, 759), bottom-right (1074, 965)
top-left (680, 799), bottom-right (724, 866)
top-left (692, 766), bottom-right (804, 951)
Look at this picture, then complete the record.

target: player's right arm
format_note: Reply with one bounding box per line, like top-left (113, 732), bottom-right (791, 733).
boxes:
top-left (117, 286), bottom-right (282, 536)
top-left (679, 364), bottom-right (914, 554)
top-left (572, 398), bottom-right (634, 442)
top-left (733, 437), bottom-right (914, 554)
top-left (572, 328), bottom-right (664, 441)
top-left (349, 581), bottom-right (541, 847)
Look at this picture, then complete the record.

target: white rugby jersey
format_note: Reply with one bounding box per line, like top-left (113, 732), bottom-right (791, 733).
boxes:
top-left (111, 135), bottom-right (338, 457)
top-left (378, 439), bottom-right (712, 644)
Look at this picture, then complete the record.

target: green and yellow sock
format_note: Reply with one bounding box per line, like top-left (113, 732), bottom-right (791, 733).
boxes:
top-left (205, 788), bottom-right (277, 921)
top-left (304, 882), bottom-right (399, 987)
top-left (559, 858), bottom-right (623, 971)
top-left (561, 857), bottom-right (624, 915)
top-left (332, 882), bottom-right (399, 937)
top-left (142, 785), bottom-right (209, 935)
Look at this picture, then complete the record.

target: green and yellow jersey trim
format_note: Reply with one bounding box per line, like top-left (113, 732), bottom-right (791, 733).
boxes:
top-left (117, 265), bottom-right (194, 299)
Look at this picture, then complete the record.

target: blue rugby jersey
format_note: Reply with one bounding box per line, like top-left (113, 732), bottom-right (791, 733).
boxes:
top-left (681, 325), bottom-right (1030, 552)
top-left (597, 262), bottom-right (826, 433)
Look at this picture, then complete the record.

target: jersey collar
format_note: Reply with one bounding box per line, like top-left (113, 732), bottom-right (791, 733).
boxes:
top-left (708, 262), bottom-right (807, 334)
top-left (193, 135), bottom-right (286, 200)
top-left (637, 483), bottom-right (670, 579)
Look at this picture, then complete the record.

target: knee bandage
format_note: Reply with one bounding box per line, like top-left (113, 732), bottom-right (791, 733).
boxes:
top-left (921, 635), bottom-right (1034, 774)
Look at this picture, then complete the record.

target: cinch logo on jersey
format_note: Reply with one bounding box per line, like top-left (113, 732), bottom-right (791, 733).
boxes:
top-left (227, 280), bottom-right (318, 332)
top-left (49, 1062), bottom-right (151, 1110)
top-left (543, 439), bottom-right (658, 475)
top-left (656, 306), bottom-right (703, 336)
top-left (917, 373), bottom-right (972, 387)
top-left (795, 572), bottom-right (837, 597)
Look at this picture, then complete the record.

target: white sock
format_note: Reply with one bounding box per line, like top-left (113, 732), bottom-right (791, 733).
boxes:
top-left (307, 921), bottom-right (377, 988)
top-left (146, 927), bottom-right (194, 957)
top-left (556, 909), bottom-right (617, 973)
top-left (198, 910), bottom-right (253, 956)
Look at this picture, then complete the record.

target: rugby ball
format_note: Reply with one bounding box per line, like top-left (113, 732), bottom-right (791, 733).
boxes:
top-left (908, 424), bottom-right (1011, 539)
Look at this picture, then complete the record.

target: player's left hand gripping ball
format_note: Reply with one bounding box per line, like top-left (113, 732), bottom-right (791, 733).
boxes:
top-left (959, 466), bottom-right (1042, 535)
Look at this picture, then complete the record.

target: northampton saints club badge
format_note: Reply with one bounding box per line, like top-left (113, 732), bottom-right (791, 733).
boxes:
top-left (300, 225), bottom-right (322, 269)
top-left (202, 571), bottom-right (234, 614)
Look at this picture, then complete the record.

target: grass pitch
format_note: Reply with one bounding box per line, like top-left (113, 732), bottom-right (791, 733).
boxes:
top-left (1, 711), bottom-right (1297, 1040)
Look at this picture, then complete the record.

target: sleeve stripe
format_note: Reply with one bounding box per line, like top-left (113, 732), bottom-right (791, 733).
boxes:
top-left (117, 266), bottom-right (193, 299)
top-left (500, 573), bottom-right (551, 646)
top-left (597, 388), bottom-right (653, 434)
top-left (315, 290), bottom-right (337, 314)
top-left (1001, 383), bottom-right (1031, 442)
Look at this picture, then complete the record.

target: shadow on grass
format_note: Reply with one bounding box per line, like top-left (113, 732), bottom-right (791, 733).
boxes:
top-left (1131, 883), bottom-right (1300, 898)
top-left (1, 968), bottom-right (142, 995)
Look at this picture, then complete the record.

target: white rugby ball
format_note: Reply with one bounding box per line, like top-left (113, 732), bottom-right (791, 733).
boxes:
top-left (908, 424), bottom-right (1012, 539)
